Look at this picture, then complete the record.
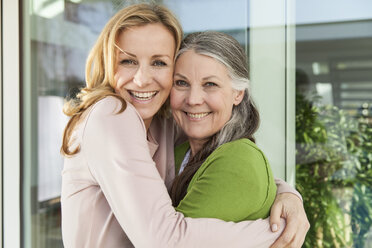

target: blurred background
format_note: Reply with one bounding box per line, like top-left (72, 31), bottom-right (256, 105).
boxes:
top-left (1, 0), bottom-right (371, 247)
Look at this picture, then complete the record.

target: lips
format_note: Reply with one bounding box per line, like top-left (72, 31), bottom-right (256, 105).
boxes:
top-left (185, 112), bottom-right (211, 119)
top-left (128, 90), bottom-right (158, 101)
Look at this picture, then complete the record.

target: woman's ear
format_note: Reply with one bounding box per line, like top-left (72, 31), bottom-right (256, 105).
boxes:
top-left (233, 90), bottom-right (245, 105)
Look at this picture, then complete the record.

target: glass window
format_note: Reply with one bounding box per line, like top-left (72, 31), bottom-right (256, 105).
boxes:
top-left (295, 1), bottom-right (372, 247)
top-left (19, 0), bottom-right (372, 247)
top-left (22, 1), bottom-right (145, 246)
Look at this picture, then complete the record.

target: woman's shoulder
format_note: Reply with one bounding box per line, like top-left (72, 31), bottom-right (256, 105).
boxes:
top-left (88, 97), bottom-right (139, 119)
top-left (83, 96), bottom-right (146, 134)
top-left (90, 96), bottom-right (130, 115)
top-left (191, 138), bottom-right (273, 186)
top-left (210, 138), bottom-right (267, 165)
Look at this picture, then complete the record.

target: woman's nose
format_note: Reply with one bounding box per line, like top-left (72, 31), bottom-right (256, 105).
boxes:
top-left (186, 87), bottom-right (204, 105)
top-left (133, 66), bottom-right (151, 87)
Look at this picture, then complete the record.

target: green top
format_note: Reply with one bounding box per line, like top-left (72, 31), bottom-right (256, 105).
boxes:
top-left (174, 138), bottom-right (277, 222)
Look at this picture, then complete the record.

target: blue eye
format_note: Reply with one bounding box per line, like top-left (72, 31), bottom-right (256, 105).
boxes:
top-left (120, 59), bottom-right (137, 65)
top-left (174, 80), bottom-right (188, 87)
top-left (153, 60), bottom-right (167, 67)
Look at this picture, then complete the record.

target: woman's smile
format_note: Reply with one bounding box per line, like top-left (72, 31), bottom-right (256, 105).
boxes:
top-left (128, 90), bottom-right (159, 102)
top-left (184, 111), bottom-right (211, 120)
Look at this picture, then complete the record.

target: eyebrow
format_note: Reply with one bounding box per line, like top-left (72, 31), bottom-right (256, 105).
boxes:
top-left (202, 75), bottom-right (220, 81)
top-left (115, 45), bottom-right (172, 59)
top-left (153, 54), bottom-right (172, 59)
top-left (118, 51), bottom-right (172, 60)
top-left (174, 73), bottom-right (188, 80)
top-left (174, 74), bottom-right (222, 81)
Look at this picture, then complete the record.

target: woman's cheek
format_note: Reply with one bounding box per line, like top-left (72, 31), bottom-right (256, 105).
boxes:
top-left (170, 88), bottom-right (179, 108)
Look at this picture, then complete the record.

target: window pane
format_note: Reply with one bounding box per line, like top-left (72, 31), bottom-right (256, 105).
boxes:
top-left (22, 1), bottom-right (146, 246)
top-left (295, 1), bottom-right (372, 247)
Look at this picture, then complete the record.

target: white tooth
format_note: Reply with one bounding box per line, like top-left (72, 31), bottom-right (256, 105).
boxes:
top-left (131, 91), bottom-right (157, 99)
top-left (188, 112), bottom-right (208, 118)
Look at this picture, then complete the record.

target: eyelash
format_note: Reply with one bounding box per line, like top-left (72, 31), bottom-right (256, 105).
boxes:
top-left (174, 81), bottom-right (218, 88)
top-left (153, 60), bottom-right (167, 67)
top-left (119, 59), bottom-right (167, 67)
top-left (204, 82), bottom-right (217, 87)
top-left (174, 80), bottom-right (188, 87)
top-left (119, 59), bottom-right (136, 65)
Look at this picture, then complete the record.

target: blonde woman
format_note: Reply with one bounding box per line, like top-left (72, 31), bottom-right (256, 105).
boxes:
top-left (61, 3), bottom-right (309, 248)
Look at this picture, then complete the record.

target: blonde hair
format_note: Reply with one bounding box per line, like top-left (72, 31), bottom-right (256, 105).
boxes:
top-left (61, 3), bottom-right (183, 156)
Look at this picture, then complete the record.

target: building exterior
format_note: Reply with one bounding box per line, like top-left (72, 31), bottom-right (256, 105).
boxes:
top-left (1, 0), bottom-right (372, 247)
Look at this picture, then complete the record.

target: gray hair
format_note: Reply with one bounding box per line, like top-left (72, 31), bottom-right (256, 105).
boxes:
top-left (170, 31), bottom-right (260, 206)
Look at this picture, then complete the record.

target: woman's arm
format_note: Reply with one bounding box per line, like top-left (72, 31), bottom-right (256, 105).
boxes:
top-left (275, 178), bottom-right (302, 200)
top-left (83, 98), bottom-right (285, 248)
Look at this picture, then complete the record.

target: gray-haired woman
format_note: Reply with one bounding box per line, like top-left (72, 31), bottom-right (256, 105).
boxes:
top-left (170, 31), bottom-right (310, 247)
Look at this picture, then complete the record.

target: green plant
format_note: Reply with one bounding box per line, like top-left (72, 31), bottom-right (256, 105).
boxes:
top-left (350, 120), bottom-right (372, 248)
top-left (295, 93), bottom-right (372, 248)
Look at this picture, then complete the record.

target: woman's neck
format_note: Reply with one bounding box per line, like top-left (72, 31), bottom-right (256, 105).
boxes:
top-left (144, 117), bottom-right (153, 131)
top-left (189, 138), bottom-right (207, 157)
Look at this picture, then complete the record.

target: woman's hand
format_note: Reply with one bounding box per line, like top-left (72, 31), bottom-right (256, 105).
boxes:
top-left (269, 192), bottom-right (310, 248)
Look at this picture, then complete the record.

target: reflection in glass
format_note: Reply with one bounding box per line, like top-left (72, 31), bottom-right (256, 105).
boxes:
top-left (295, 1), bottom-right (372, 247)
top-left (23, 1), bottom-right (146, 247)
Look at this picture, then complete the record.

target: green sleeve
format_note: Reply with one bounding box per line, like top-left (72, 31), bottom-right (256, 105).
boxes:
top-left (175, 139), bottom-right (276, 222)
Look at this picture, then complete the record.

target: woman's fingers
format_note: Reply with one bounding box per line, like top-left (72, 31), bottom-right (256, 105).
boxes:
top-left (269, 199), bottom-right (283, 232)
top-left (289, 217), bottom-right (310, 248)
top-left (269, 193), bottom-right (310, 248)
top-left (270, 219), bottom-right (296, 247)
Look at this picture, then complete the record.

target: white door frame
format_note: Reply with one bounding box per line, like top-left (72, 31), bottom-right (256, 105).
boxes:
top-left (2, 0), bottom-right (21, 247)
top-left (250, 0), bottom-right (296, 185)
